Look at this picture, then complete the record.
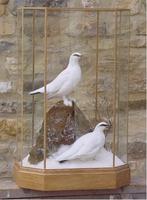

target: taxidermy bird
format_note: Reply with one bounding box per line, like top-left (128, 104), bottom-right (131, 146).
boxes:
top-left (29, 52), bottom-right (82, 106)
top-left (55, 122), bottom-right (110, 163)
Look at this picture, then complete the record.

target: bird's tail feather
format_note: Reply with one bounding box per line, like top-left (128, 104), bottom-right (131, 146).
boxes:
top-left (29, 90), bottom-right (41, 95)
top-left (59, 160), bottom-right (67, 163)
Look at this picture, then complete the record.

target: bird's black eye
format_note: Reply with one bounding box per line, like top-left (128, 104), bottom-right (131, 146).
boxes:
top-left (73, 54), bottom-right (80, 57)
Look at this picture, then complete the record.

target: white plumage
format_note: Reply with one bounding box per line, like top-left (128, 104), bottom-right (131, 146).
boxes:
top-left (29, 52), bottom-right (82, 106)
top-left (55, 122), bottom-right (110, 163)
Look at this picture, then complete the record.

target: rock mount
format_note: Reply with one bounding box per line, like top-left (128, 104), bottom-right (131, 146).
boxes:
top-left (28, 101), bottom-right (92, 164)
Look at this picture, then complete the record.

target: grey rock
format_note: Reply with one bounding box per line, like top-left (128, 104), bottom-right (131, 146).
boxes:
top-left (28, 101), bottom-right (92, 164)
top-left (0, 41), bottom-right (14, 52)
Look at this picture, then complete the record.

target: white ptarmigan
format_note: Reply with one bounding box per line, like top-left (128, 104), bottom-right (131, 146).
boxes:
top-left (55, 122), bottom-right (110, 163)
top-left (29, 52), bottom-right (82, 106)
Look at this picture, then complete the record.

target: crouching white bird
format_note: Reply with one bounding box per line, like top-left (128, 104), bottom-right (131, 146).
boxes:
top-left (55, 122), bottom-right (110, 163)
top-left (29, 52), bottom-right (82, 106)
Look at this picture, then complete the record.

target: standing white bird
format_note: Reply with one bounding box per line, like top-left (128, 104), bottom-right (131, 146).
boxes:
top-left (55, 122), bottom-right (110, 163)
top-left (29, 52), bottom-right (82, 106)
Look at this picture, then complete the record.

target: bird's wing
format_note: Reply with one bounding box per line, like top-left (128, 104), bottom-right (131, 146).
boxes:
top-left (46, 68), bottom-right (69, 94)
top-left (29, 68), bottom-right (69, 95)
top-left (56, 143), bottom-right (82, 161)
top-left (56, 133), bottom-right (90, 161)
top-left (77, 144), bottom-right (101, 158)
top-left (71, 134), bottom-right (105, 159)
top-left (70, 139), bottom-right (97, 159)
top-left (52, 79), bottom-right (74, 97)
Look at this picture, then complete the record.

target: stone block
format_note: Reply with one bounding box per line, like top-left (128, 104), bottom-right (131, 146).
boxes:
top-left (131, 16), bottom-right (146, 35)
top-left (5, 57), bottom-right (17, 75)
top-left (130, 48), bottom-right (145, 67)
top-left (128, 142), bottom-right (146, 160)
top-left (129, 68), bottom-right (146, 93)
top-left (0, 15), bottom-right (15, 35)
top-left (130, 35), bottom-right (146, 48)
top-left (130, 158), bottom-right (146, 179)
top-left (0, 4), bottom-right (5, 16)
top-left (0, 0), bottom-right (9, 4)
top-left (0, 159), bottom-right (8, 175)
top-left (0, 143), bottom-right (9, 154)
top-left (128, 109), bottom-right (145, 142)
top-left (0, 101), bottom-right (17, 113)
top-left (0, 116), bottom-right (37, 142)
top-left (0, 119), bottom-right (18, 140)
top-left (81, 0), bottom-right (97, 8)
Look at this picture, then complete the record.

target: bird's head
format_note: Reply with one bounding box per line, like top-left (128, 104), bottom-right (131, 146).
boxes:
top-left (69, 52), bottom-right (82, 63)
top-left (94, 121), bottom-right (111, 132)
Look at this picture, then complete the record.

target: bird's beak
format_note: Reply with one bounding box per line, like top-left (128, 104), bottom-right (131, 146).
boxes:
top-left (108, 124), bottom-right (112, 130)
top-left (106, 119), bottom-right (112, 129)
top-left (105, 123), bottom-right (112, 130)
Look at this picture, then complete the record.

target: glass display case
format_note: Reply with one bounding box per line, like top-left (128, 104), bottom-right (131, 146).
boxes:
top-left (14, 7), bottom-right (130, 191)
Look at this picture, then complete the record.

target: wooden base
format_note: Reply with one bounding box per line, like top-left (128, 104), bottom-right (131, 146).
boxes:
top-left (13, 162), bottom-right (130, 191)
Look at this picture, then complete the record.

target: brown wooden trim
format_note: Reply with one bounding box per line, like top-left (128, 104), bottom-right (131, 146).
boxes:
top-left (17, 7), bottom-right (130, 12)
top-left (13, 162), bottom-right (130, 191)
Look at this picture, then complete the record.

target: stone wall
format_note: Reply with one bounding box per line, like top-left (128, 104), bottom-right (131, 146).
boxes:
top-left (0, 0), bottom-right (146, 186)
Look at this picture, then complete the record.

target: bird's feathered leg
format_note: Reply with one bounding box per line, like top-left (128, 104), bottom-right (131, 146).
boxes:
top-left (68, 97), bottom-right (76, 103)
top-left (63, 96), bottom-right (73, 107)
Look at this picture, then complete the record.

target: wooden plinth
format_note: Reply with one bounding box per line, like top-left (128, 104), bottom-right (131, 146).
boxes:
top-left (13, 162), bottom-right (130, 191)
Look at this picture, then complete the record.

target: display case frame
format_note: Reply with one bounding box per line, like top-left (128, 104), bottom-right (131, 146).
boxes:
top-left (14, 7), bottom-right (130, 191)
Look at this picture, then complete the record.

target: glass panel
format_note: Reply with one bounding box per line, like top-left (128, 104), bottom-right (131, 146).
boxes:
top-left (21, 9), bottom-right (33, 165)
top-left (97, 11), bottom-right (116, 167)
top-left (18, 8), bottom-right (129, 169)
top-left (115, 10), bottom-right (130, 164)
top-left (41, 10), bottom-right (97, 169)
top-left (16, 9), bottom-right (22, 163)
top-left (21, 9), bottom-right (45, 167)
